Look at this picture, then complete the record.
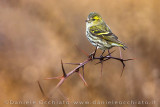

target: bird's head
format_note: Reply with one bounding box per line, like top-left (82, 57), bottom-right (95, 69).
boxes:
top-left (86, 12), bottom-right (103, 26)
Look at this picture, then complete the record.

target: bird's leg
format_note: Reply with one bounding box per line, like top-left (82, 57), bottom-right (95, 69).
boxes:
top-left (108, 49), bottom-right (111, 56)
top-left (88, 46), bottom-right (97, 59)
top-left (92, 46), bottom-right (97, 58)
top-left (100, 50), bottom-right (105, 57)
top-left (100, 50), bottom-right (105, 60)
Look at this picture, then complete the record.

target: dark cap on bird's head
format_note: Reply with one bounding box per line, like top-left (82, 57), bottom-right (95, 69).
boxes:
top-left (88, 12), bottom-right (101, 18)
top-left (86, 12), bottom-right (102, 23)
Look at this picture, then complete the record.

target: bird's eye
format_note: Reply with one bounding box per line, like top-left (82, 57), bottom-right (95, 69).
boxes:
top-left (92, 19), bottom-right (96, 21)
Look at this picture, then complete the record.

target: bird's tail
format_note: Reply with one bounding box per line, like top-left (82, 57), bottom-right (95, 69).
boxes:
top-left (110, 40), bottom-right (128, 50)
top-left (121, 45), bottom-right (128, 50)
top-left (119, 43), bottom-right (128, 50)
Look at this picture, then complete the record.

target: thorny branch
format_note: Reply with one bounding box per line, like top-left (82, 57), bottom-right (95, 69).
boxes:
top-left (38, 47), bottom-right (133, 99)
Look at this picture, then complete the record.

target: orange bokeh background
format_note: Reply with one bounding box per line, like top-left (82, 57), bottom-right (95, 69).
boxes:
top-left (0, 0), bottom-right (160, 107)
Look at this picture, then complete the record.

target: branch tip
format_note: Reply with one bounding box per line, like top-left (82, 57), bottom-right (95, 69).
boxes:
top-left (120, 60), bottom-right (125, 77)
top-left (76, 46), bottom-right (89, 57)
top-left (37, 81), bottom-right (46, 98)
top-left (44, 76), bottom-right (63, 80)
top-left (82, 66), bottom-right (85, 78)
top-left (61, 60), bottom-right (67, 77)
top-left (100, 61), bottom-right (103, 77)
top-left (64, 63), bottom-right (80, 65)
top-left (77, 71), bottom-right (88, 86)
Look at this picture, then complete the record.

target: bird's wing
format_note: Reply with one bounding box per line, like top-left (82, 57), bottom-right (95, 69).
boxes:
top-left (89, 25), bottom-right (110, 36)
top-left (89, 25), bottom-right (120, 43)
top-left (103, 33), bottom-right (121, 43)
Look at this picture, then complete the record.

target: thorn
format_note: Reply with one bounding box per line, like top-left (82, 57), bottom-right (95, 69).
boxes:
top-left (37, 81), bottom-right (46, 98)
top-left (64, 63), bottom-right (80, 65)
top-left (76, 46), bottom-right (89, 57)
top-left (44, 76), bottom-right (63, 80)
top-left (120, 60), bottom-right (125, 77)
top-left (123, 58), bottom-right (134, 61)
top-left (120, 66), bottom-right (125, 77)
top-left (82, 66), bottom-right (84, 78)
top-left (61, 60), bottom-right (67, 77)
top-left (105, 56), bottom-right (132, 77)
top-left (55, 77), bottom-right (65, 89)
top-left (100, 61), bottom-right (103, 77)
top-left (77, 71), bottom-right (88, 86)
top-left (119, 47), bottom-right (122, 59)
top-left (75, 68), bottom-right (79, 72)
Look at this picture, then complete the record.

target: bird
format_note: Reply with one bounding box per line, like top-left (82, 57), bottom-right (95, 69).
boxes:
top-left (86, 12), bottom-right (127, 56)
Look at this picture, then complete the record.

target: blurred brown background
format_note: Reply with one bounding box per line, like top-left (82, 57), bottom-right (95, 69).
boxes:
top-left (0, 0), bottom-right (160, 107)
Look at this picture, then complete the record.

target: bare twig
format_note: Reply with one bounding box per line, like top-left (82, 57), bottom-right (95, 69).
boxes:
top-left (38, 47), bottom-right (133, 99)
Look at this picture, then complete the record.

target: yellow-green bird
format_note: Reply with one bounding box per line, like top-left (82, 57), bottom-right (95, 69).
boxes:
top-left (86, 12), bottom-right (127, 55)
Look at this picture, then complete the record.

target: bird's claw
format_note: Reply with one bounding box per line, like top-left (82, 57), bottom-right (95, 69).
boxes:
top-left (88, 53), bottom-right (94, 60)
top-left (100, 55), bottom-right (104, 61)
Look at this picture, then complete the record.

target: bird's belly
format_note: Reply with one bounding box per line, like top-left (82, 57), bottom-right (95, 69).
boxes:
top-left (86, 30), bottom-right (111, 50)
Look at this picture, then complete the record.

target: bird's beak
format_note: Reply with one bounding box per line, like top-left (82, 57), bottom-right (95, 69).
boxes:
top-left (85, 19), bottom-right (89, 23)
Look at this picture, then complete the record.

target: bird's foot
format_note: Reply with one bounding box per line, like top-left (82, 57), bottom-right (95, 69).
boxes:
top-left (88, 52), bottom-right (95, 59)
top-left (88, 46), bottom-right (98, 60)
top-left (100, 55), bottom-right (104, 61)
